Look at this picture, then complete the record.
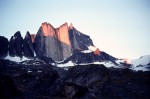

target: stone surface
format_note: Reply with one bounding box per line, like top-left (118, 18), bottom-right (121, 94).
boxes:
top-left (69, 27), bottom-right (94, 50)
top-left (34, 22), bottom-right (72, 61)
top-left (0, 36), bottom-right (9, 58)
top-left (9, 31), bottom-right (23, 58)
top-left (23, 31), bottom-right (34, 58)
top-left (61, 50), bottom-right (116, 64)
top-left (94, 48), bottom-right (101, 55)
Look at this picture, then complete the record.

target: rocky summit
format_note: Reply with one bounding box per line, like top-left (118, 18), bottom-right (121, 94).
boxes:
top-left (0, 22), bottom-right (101, 62)
top-left (34, 22), bottom-right (72, 61)
top-left (0, 22), bottom-right (150, 98)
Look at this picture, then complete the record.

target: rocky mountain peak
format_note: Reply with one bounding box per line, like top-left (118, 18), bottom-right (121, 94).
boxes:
top-left (56, 22), bottom-right (71, 46)
top-left (94, 48), bottom-right (101, 55)
top-left (1, 22), bottom-right (102, 61)
top-left (23, 31), bottom-right (34, 58)
top-left (25, 31), bottom-right (30, 38)
top-left (14, 31), bottom-right (22, 38)
top-left (41, 22), bottom-right (55, 36)
top-left (34, 22), bottom-right (72, 61)
top-left (9, 31), bottom-right (23, 57)
top-left (69, 23), bottom-right (73, 29)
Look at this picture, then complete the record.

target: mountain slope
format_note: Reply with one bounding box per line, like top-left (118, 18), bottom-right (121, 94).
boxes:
top-left (0, 22), bottom-right (149, 72)
top-left (131, 55), bottom-right (150, 66)
top-left (130, 55), bottom-right (150, 71)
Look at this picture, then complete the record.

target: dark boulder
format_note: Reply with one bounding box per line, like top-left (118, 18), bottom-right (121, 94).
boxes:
top-left (9, 31), bottom-right (23, 58)
top-left (23, 31), bottom-right (35, 58)
top-left (0, 36), bottom-right (8, 58)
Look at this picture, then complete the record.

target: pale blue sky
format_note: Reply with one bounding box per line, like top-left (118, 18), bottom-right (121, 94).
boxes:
top-left (0, 0), bottom-right (150, 59)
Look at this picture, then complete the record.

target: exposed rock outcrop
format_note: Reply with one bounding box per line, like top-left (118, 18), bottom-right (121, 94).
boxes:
top-left (4, 22), bottom-right (102, 62)
top-left (69, 24), bottom-right (94, 50)
top-left (0, 36), bottom-right (9, 58)
top-left (9, 31), bottom-right (23, 58)
top-left (23, 31), bottom-right (34, 58)
top-left (34, 22), bottom-right (72, 61)
top-left (94, 48), bottom-right (101, 55)
top-left (61, 50), bottom-right (116, 64)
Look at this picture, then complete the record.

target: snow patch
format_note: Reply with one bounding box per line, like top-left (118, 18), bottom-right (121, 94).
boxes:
top-left (81, 50), bottom-right (92, 53)
top-left (37, 70), bottom-right (42, 73)
top-left (88, 46), bottom-right (97, 51)
top-left (5, 55), bottom-right (31, 62)
top-left (79, 61), bottom-right (119, 68)
top-left (27, 70), bottom-right (32, 73)
top-left (57, 61), bottom-right (75, 67)
top-left (93, 61), bottom-right (120, 68)
top-left (131, 66), bottom-right (149, 71)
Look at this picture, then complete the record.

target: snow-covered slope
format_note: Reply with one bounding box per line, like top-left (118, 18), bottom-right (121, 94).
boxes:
top-left (130, 55), bottom-right (150, 71)
top-left (131, 55), bottom-right (150, 66)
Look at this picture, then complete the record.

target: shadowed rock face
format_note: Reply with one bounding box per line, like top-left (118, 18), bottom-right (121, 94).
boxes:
top-left (30, 34), bottom-right (36, 43)
top-left (0, 36), bottom-right (8, 58)
top-left (34, 22), bottom-right (72, 61)
top-left (69, 24), bottom-right (94, 50)
top-left (23, 31), bottom-right (34, 58)
top-left (9, 31), bottom-right (23, 58)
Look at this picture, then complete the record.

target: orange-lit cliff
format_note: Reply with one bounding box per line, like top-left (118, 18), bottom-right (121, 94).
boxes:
top-left (34, 22), bottom-right (72, 61)
top-left (33, 22), bottom-right (100, 61)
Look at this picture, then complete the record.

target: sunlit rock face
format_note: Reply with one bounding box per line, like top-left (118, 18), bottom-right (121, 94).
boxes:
top-left (34, 22), bottom-right (100, 61)
top-left (69, 24), bottom-right (94, 50)
top-left (34, 22), bottom-right (72, 61)
top-left (23, 31), bottom-right (34, 58)
top-left (56, 23), bottom-right (72, 60)
top-left (0, 36), bottom-right (9, 58)
top-left (9, 31), bottom-right (23, 58)
top-left (94, 48), bottom-right (101, 55)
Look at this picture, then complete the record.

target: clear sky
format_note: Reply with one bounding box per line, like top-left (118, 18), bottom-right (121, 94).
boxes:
top-left (0, 0), bottom-right (150, 59)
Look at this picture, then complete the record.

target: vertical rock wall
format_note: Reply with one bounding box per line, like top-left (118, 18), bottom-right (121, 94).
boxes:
top-left (23, 31), bottom-right (34, 58)
top-left (0, 36), bottom-right (8, 58)
top-left (9, 31), bottom-right (23, 58)
top-left (34, 22), bottom-right (72, 61)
